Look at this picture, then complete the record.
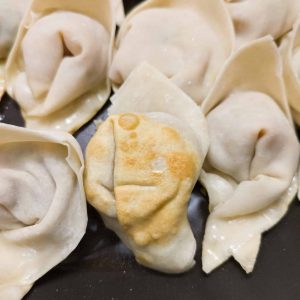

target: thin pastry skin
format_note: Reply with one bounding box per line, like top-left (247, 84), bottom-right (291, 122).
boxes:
top-left (0, 0), bottom-right (30, 99)
top-left (0, 123), bottom-right (87, 300)
top-left (85, 113), bottom-right (200, 273)
top-left (5, 0), bottom-right (115, 133)
top-left (280, 18), bottom-right (300, 126)
top-left (225, 0), bottom-right (300, 48)
top-left (85, 63), bottom-right (209, 273)
top-left (0, 0), bottom-right (29, 59)
top-left (279, 18), bottom-right (300, 200)
top-left (200, 37), bottom-right (300, 274)
top-left (110, 0), bottom-right (234, 104)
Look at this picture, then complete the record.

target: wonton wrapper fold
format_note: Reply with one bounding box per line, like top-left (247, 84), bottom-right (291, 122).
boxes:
top-left (110, 0), bottom-right (234, 104)
top-left (0, 123), bottom-right (87, 300)
top-left (5, 0), bottom-right (115, 133)
top-left (201, 37), bottom-right (299, 274)
top-left (225, 0), bottom-right (300, 48)
top-left (0, 0), bottom-right (30, 99)
top-left (280, 18), bottom-right (300, 200)
top-left (280, 17), bottom-right (300, 125)
top-left (85, 63), bottom-right (209, 273)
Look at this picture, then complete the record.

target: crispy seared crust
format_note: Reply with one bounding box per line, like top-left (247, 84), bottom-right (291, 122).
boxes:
top-left (84, 113), bottom-right (200, 246)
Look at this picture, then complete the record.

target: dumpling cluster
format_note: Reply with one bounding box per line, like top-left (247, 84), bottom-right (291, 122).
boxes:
top-left (1, 0), bottom-right (300, 297)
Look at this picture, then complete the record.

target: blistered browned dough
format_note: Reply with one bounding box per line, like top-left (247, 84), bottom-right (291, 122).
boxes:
top-left (84, 113), bottom-right (199, 246)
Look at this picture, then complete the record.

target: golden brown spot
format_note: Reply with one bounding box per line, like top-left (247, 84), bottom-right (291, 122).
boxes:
top-left (87, 140), bottom-right (105, 157)
top-left (118, 114), bottom-right (140, 130)
top-left (130, 132), bottom-right (137, 139)
top-left (162, 127), bottom-right (180, 141)
top-left (167, 152), bottom-right (196, 179)
top-left (133, 231), bottom-right (151, 246)
top-left (144, 150), bottom-right (156, 162)
top-left (119, 140), bottom-right (138, 152)
top-left (124, 157), bottom-right (137, 166)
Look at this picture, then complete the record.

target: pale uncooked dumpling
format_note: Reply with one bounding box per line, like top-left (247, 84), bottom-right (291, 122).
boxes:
top-left (225, 0), bottom-right (300, 48)
top-left (110, 0), bottom-right (234, 104)
top-left (200, 37), bottom-right (300, 274)
top-left (5, 0), bottom-right (115, 133)
top-left (280, 17), bottom-right (300, 125)
top-left (0, 0), bottom-right (29, 98)
top-left (0, 123), bottom-right (87, 300)
top-left (84, 63), bottom-right (209, 273)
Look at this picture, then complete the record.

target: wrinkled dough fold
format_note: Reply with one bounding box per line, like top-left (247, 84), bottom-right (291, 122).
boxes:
top-left (110, 0), bottom-right (234, 104)
top-left (201, 38), bottom-right (299, 273)
top-left (0, 0), bottom-right (30, 98)
top-left (0, 124), bottom-right (87, 299)
top-left (280, 18), bottom-right (300, 125)
top-left (5, 0), bottom-right (114, 133)
top-left (17, 11), bottom-right (109, 116)
top-left (225, 0), bottom-right (300, 48)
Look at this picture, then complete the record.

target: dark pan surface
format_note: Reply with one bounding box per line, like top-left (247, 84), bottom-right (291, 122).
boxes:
top-left (1, 1), bottom-right (300, 299)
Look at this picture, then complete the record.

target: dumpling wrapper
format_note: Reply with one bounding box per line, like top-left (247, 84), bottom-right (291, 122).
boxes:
top-left (0, 0), bottom-right (30, 99)
top-left (110, 0), bottom-right (125, 25)
top-left (280, 18), bottom-right (300, 200)
top-left (280, 17), bottom-right (300, 125)
top-left (84, 63), bottom-right (209, 273)
top-left (200, 37), bottom-right (300, 274)
top-left (0, 123), bottom-right (87, 300)
top-left (110, 0), bottom-right (234, 104)
top-left (5, 0), bottom-right (115, 133)
top-left (225, 0), bottom-right (300, 48)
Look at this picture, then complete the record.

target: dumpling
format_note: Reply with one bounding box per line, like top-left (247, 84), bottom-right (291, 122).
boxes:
top-left (0, 123), bottom-right (87, 299)
top-left (109, 0), bottom-right (234, 104)
top-left (0, 0), bottom-right (30, 98)
top-left (200, 37), bottom-right (300, 274)
top-left (5, 0), bottom-right (115, 133)
top-left (84, 63), bottom-right (209, 273)
top-left (225, 0), bottom-right (300, 48)
top-left (280, 17), bottom-right (300, 125)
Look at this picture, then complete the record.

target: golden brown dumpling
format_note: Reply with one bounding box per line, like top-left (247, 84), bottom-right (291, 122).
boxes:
top-left (85, 63), bottom-right (209, 273)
